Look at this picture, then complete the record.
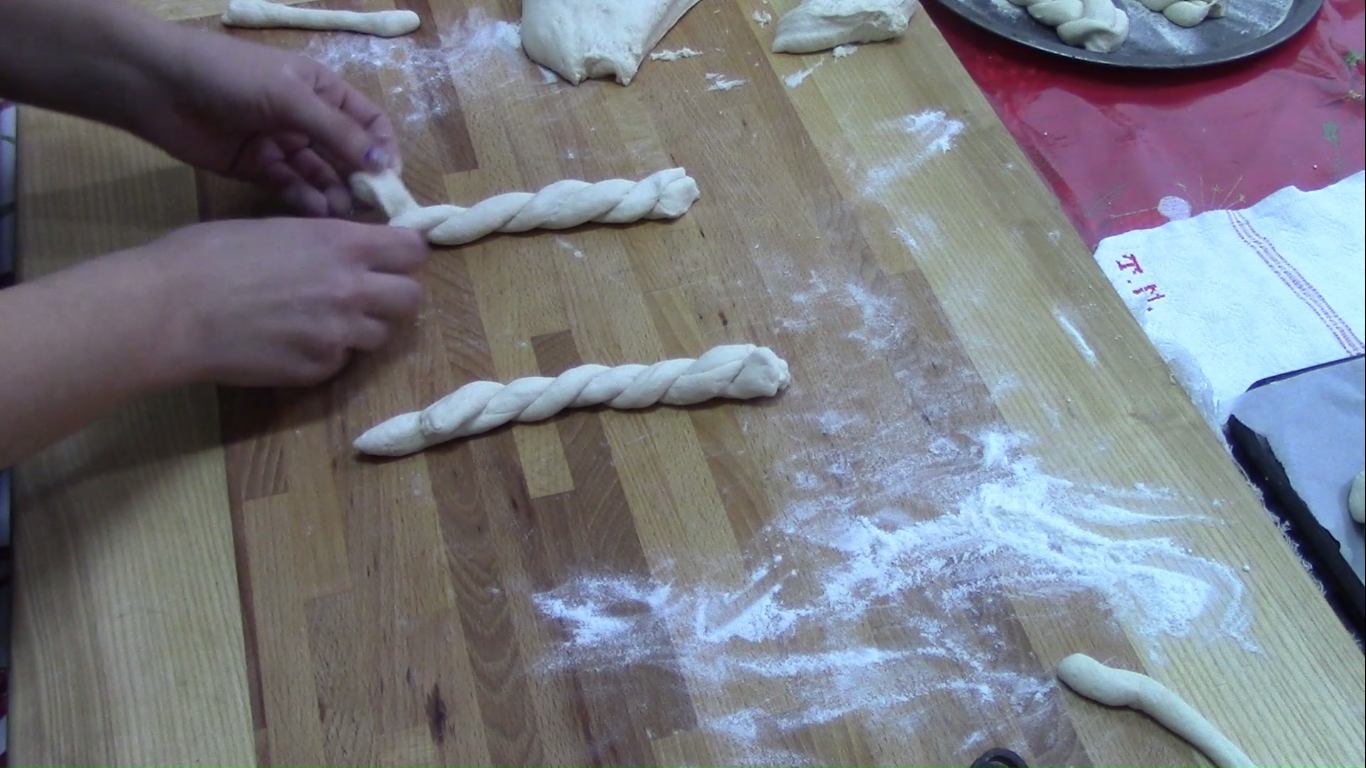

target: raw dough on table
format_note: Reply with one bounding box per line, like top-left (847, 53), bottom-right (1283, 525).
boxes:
top-left (521, 0), bottom-right (703, 85)
top-left (350, 168), bottom-right (700, 246)
top-left (772, 0), bottom-right (918, 54)
top-left (1350, 469), bottom-right (1365, 524)
top-left (221, 0), bottom-right (420, 37)
top-left (1007, 0), bottom-right (1129, 53)
top-left (1140, 0), bottom-right (1226, 27)
top-left (1057, 653), bottom-right (1254, 768)
top-left (354, 344), bottom-right (792, 456)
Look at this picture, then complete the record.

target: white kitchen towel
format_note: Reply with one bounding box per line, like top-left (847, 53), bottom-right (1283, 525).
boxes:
top-left (1094, 171), bottom-right (1365, 430)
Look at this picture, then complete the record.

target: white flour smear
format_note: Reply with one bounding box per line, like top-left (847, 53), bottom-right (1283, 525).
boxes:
top-left (533, 409), bottom-right (1256, 760)
top-left (651, 47), bottom-right (704, 61)
top-left (1052, 307), bottom-right (1098, 366)
top-left (706, 72), bottom-right (749, 91)
top-left (784, 59), bottom-right (825, 88)
top-left (304, 9), bottom-right (526, 128)
top-left (863, 110), bottom-right (966, 195)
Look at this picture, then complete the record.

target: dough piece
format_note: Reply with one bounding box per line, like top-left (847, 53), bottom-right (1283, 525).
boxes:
top-left (1349, 469), bottom-right (1365, 524)
top-left (355, 345), bottom-right (792, 456)
top-left (1007, 0), bottom-right (1129, 53)
top-left (521, 0), bottom-right (703, 85)
top-left (771, 0), bottom-right (918, 54)
top-left (1140, 0), bottom-right (1225, 27)
top-left (1057, 654), bottom-right (1254, 768)
top-left (350, 168), bottom-right (700, 247)
top-left (221, 0), bottom-right (420, 37)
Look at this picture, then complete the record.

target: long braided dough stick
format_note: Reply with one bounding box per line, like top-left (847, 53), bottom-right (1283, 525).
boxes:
top-left (221, 0), bottom-right (420, 37)
top-left (355, 344), bottom-right (791, 456)
top-left (350, 168), bottom-right (700, 247)
top-left (1057, 654), bottom-right (1254, 768)
top-left (1007, 0), bottom-right (1129, 53)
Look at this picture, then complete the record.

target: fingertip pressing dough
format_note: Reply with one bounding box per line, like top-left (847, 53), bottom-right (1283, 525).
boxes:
top-left (350, 168), bottom-right (700, 246)
top-left (1350, 469), bottom-right (1365, 524)
top-left (355, 345), bottom-right (792, 457)
top-left (1056, 653), bottom-right (1254, 768)
top-left (771, 0), bottom-right (918, 54)
top-left (521, 0), bottom-right (703, 85)
top-left (221, 0), bottom-right (420, 37)
top-left (1007, 0), bottom-right (1129, 53)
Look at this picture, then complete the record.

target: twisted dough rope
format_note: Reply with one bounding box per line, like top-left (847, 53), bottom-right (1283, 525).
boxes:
top-left (1139, 0), bottom-right (1226, 27)
top-left (221, 0), bottom-right (420, 37)
top-left (355, 344), bottom-right (791, 456)
top-left (350, 168), bottom-right (700, 247)
top-left (1057, 654), bottom-right (1254, 768)
top-left (1007, 0), bottom-right (1129, 53)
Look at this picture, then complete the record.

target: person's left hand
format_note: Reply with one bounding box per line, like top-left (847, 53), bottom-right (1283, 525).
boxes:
top-left (135, 28), bottom-right (398, 217)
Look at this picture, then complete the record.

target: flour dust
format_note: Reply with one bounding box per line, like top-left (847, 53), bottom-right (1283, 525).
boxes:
top-left (526, 238), bottom-right (1254, 761)
top-left (304, 8), bottom-right (527, 129)
top-left (862, 109), bottom-right (966, 195)
top-left (533, 399), bottom-right (1256, 761)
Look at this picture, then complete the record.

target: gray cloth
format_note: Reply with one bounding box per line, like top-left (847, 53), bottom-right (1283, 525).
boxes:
top-left (1231, 357), bottom-right (1365, 583)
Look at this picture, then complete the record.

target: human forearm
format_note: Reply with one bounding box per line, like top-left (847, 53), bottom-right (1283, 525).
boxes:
top-left (0, 0), bottom-right (186, 132)
top-left (0, 251), bottom-right (179, 467)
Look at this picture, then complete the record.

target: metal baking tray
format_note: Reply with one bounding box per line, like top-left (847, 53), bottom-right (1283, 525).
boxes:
top-left (933, 0), bottom-right (1323, 68)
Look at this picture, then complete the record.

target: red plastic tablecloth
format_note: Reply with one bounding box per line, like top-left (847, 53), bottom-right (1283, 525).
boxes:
top-left (926, 0), bottom-right (1366, 248)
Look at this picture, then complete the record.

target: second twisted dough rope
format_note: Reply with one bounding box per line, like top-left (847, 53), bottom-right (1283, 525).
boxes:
top-left (354, 344), bottom-right (791, 457)
top-left (350, 168), bottom-right (700, 246)
top-left (1008, 0), bottom-right (1129, 53)
top-left (1139, 0), bottom-right (1225, 27)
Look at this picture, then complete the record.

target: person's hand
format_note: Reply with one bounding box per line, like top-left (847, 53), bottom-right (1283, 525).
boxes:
top-left (135, 29), bottom-right (398, 217)
top-left (131, 218), bottom-right (428, 386)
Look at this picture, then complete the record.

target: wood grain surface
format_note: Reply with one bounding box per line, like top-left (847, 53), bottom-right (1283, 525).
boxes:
top-left (11, 0), bottom-right (1365, 764)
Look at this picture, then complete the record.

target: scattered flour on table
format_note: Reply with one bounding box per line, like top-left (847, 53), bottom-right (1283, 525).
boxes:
top-left (531, 247), bottom-right (1256, 755)
top-left (893, 213), bottom-right (945, 251)
top-left (862, 110), bottom-right (966, 195)
top-left (651, 47), bottom-right (704, 61)
top-left (784, 58), bottom-right (825, 88)
top-left (304, 9), bottom-right (525, 127)
top-left (833, 43), bottom-right (859, 57)
top-left (1053, 307), bottom-right (1098, 366)
top-left (533, 425), bottom-right (1255, 760)
top-left (843, 280), bottom-right (907, 350)
top-left (893, 226), bottom-right (920, 250)
top-left (753, 9), bottom-right (774, 25)
top-left (706, 72), bottom-right (749, 91)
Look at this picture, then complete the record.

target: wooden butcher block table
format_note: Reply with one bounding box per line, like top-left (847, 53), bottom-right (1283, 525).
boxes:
top-left (10, 0), bottom-right (1365, 764)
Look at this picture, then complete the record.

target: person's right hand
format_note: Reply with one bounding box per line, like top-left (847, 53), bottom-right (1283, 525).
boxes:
top-left (129, 218), bottom-right (429, 387)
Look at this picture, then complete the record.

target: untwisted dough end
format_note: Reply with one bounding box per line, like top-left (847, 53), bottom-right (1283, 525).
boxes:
top-left (353, 412), bottom-right (432, 456)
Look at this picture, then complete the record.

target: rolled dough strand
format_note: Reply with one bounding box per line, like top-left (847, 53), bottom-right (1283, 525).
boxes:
top-left (350, 168), bottom-right (701, 246)
top-left (1007, 0), bottom-right (1129, 53)
top-left (221, 0), bottom-right (420, 37)
top-left (1139, 0), bottom-right (1225, 27)
top-left (1056, 654), bottom-right (1254, 768)
top-left (354, 344), bottom-right (791, 456)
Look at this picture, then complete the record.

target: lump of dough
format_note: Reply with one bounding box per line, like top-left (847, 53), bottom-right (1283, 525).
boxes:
top-left (521, 0), bottom-right (703, 85)
top-left (771, 0), bottom-right (919, 54)
top-left (1350, 470), bottom-right (1365, 525)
